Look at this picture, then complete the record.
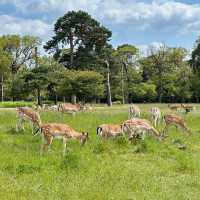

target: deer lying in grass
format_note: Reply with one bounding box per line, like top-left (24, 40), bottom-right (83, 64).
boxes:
top-left (163, 114), bottom-right (191, 135)
top-left (97, 124), bottom-right (123, 138)
top-left (39, 123), bottom-right (89, 155)
top-left (58, 103), bottom-right (86, 115)
top-left (150, 107), bottom-right (162, 127)
top-left (16, 107), bottom-right (41, 134)
top-left (122, 118), bottom-right (161, 140)
top-left (168, 104), bottom-right (181, 111)
top-left (129, 105), bottom-right (140, 119)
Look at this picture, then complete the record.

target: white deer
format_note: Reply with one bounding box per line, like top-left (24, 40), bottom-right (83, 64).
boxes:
top-left (150, 107), bottom-right (162, 127)
top-left (129, 105), bottom-right (140, 119)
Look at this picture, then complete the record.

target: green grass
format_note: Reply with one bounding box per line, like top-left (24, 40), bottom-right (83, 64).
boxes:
top-left (0, 101), bottom-right (33, 108)
top-left (0, 104), bottom-right (200, 200)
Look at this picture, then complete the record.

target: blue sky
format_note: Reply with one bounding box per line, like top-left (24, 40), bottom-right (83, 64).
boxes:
top-left (0, 0), bottom-right (200, 53)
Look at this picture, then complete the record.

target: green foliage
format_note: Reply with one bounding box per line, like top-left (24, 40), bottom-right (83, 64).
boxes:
top-left (44, 10), bottom-right (112, 69)
top-left (60, 70), bottom-right (104, 101)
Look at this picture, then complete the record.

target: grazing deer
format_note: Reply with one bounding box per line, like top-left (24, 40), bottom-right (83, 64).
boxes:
top-left (122, 118), bottom-right (161, 140)
top-left (97, 124), bottom-right (123, 138)
top-left (129, 105), bottom-right (140, 119)
top-left (48, 105), bottom-right (59, 112)
top-left (181, 104), bottom-right (194, 114)
top-left (39, 123), bottom-right (89, 155)
top-left (150, 107), bottom-right (162, 127)
top-left (16, 107), bottom-right (42, 134)
top-left (58, 103), bottom-right (86, 115)
top-left (163, 114), bottom-right (191, 135)
top-left (168, 104), bottom-right (181, 111)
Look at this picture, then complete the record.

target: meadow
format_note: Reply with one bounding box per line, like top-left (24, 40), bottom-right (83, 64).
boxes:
top-left (0, 104), bottom-right (200, 200)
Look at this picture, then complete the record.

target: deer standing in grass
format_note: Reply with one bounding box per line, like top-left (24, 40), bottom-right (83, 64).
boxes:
top-left (16, 107), bottom-right (41, 134)
top-left (39, 123), bottom-right (89, 155)
top-left (129, 105), bottom-right (140, 119)
top-left (163, 114), bottom-right (191, 135)
top-left (122, 118), bottom-right (161, 140)
top-left (150, 107), bottom-right (162, 127)
top-left (97, 124), bottom-right (123, 138)
top-left (181, 104), bottom-right (194, 114)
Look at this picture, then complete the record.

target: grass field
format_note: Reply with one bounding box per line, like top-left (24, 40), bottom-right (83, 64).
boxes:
top-left (0, 104), bottom-right (200, 200)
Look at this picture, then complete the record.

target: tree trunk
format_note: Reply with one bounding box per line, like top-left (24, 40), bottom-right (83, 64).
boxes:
top-left (1, 75), bottom-right (4, 102)
top-left (121, 64), bottom-right (125, 104)
top-left (71, 94), bottom-right (77, 104)
top-left (105, 60), bottom-right (112, 106)
top-left (54, 94), bottom-right (58, 105)
top-left (69, 34), bottom-right (74, 68)
top-left (37, 88), bottom-right (41, 106)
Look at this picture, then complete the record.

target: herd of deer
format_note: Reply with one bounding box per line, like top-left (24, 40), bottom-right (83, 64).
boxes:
top-left (15, 103), bottom-right (194, 155)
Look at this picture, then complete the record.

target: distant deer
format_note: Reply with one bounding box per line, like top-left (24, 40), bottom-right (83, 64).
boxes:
top-left (163, 114), bottom-right (191, 135)
top-left (16, 107), bottom-right (41, 134)
top-left (129, 105), bottom-right (140, 119)
top-left (150, 107), bottom-right (162, 127)
top-left (38, 123), bottom-right (89, 155)
top-left (58, 103), bottom-right (86, 115)
top-left (97, 124), bottom-right (123, 138)
top-left (181, 104), bottom-right (194, 114)
top-left (168, 104), bottom-right (181, 111)
top-left (122, 118), bottom-right (161, 140)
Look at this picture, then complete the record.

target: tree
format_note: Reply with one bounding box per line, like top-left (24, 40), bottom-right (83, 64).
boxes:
top-left (0, 35), bottom-right (41, 73)
top-left (23, 66), bottom-right (49, 105)
top-left (0, 49), bottom-right (11, 101)
top-left (113, 44), bottom-right (139, 103)
top-left (44, 10), bottom-right (112, 70)
top-left (60, 70), bottom-right (104, 102)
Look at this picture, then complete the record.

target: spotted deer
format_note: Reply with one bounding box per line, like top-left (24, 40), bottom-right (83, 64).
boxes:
top-left (181, 104), bottom-right (194, 114)
top-left (129, 105), bottom-right (141, 119)
top-left (39, 123), bottom-right (89, 155)
top-left (150, 107), bottom-right (162, 127)
top-left (163, 114), bottom-right (191, 135)
top-left (16, 107), bottom-right (42, 134)
top-left (97, 124), bottom-right (123, 138)
top-left (58, 103), bottom-right (86, 115)
top-left (122, 118), bottom-right (161, 140)
top-left (168, 104), bottom-right (181, 111)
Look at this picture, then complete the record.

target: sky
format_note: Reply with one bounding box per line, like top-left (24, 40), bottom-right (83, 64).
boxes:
top-left (0, 0), bottom-right (200, 54)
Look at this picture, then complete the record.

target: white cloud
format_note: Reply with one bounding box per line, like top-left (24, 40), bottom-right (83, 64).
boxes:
top-left (0, 15), bottom-right (52, 39)
top-left (3, 0), bottom-right (200, 34)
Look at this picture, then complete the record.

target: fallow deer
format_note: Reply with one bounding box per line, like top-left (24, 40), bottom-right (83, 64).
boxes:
top-left (150, 107), bottom-right (162, 127)
top-left (163, 114), bottom-right (191, 135)
top-left (129, 105), bottom-right (141, 119)
top-left (58, 103), bottom-right (86, 115)
top-left (181, 104), bottom-right (194, 114)
top-left (39, 123), bottom-right (89, 155)
top-left (97, 124), bottom-right (123, 138)
top-left (16, 107), bottom-right (42, 134)
top-left (122, 118), bottom-right (161, 140)
top-left (168, 104), bottom-right (181, 111)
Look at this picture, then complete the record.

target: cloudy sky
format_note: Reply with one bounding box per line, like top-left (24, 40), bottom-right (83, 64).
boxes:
top-left (0, 0), bottom-right (200, 53)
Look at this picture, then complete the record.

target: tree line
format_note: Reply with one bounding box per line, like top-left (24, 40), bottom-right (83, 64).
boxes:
top-left (0, 10), bottom-right (200, 105)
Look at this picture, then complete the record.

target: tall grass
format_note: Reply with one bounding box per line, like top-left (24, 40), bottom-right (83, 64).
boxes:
top-left (0, 104), bottom-right (199, 199)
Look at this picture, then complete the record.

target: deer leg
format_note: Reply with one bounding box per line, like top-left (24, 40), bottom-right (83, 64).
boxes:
top-left (62, 137), bottom-right (67, 156)
top-left (163, 124), bottom-right (169, 137)
top-left (42, 136), bottom-right (53, 153)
